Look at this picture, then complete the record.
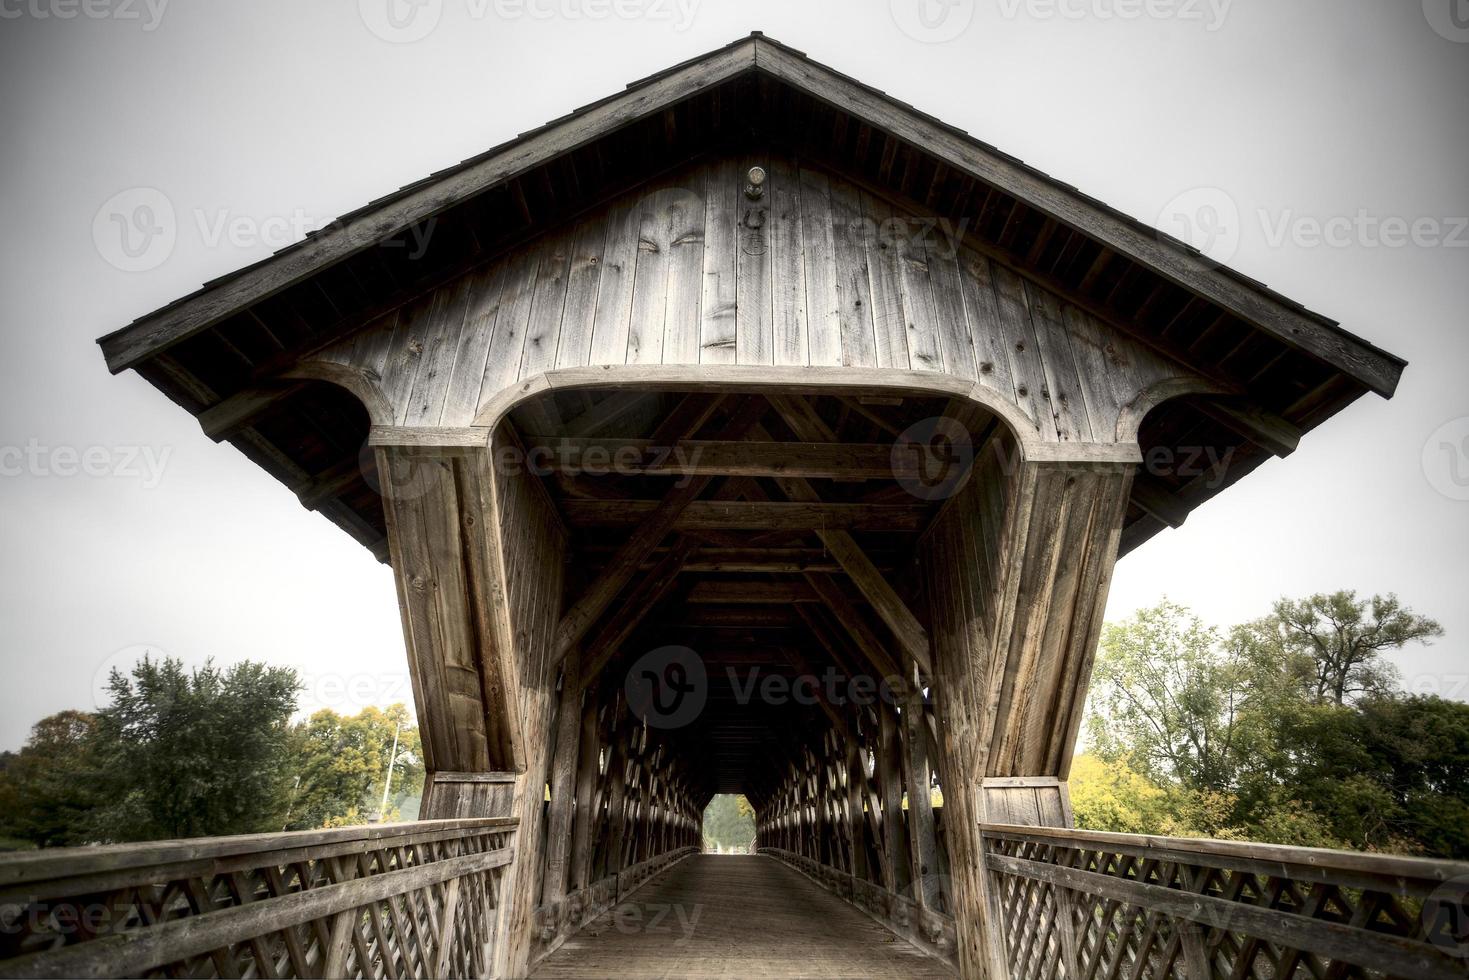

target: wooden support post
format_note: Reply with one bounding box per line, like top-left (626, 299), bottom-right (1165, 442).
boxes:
top-left (920, 444), bottom-right (1134, 979)
top-left (876, 706), bottom-right (906, 896)
top-left (568, 696), bottom-right (602, 893)
top-left (903, 686), bottom-right (942, 911)
top-left (604, 722), bottom-right (631, 882)
top-left (845, 737), bottom-right (870, 883)
top-left (540, 651), bottom-right (583, 908)
top-left (379, 445), bottom-right (526, 783)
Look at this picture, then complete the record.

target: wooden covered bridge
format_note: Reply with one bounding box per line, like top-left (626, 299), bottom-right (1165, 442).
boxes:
top-left (4, 33), bottom-right (1464, 980)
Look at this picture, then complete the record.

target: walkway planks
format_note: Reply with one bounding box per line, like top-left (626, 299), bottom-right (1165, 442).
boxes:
top-left (531, 854), bottom-right (953, 978)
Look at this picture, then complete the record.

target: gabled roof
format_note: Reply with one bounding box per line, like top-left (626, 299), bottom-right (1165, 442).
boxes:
top-left (95, 33), bottom-right (1407, 562)
top-left (99, 32), bottom-right (1402, 397)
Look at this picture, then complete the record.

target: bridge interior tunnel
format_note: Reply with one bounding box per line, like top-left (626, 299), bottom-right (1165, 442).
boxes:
top-left (475, 383), bottom-right (1027, 968)
top-left (369, 376), bottom-right (1159, 975)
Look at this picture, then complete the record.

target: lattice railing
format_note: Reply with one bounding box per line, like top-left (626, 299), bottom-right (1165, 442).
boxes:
top-left (0, 817), bottom-right (517, 979)
top-left (533, 845), bottom-right (698, 953)
top-left (981, 823), bottom-right (1469, 980)
top-left (759, 846), bottom-right (958, 960)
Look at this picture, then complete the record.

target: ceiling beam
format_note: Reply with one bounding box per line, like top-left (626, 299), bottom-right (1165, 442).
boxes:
top-left (523, 437), bottom-right (911, 480)
top-left (1192, 396), bottom-right (1301, 457)
top-left (559, 499), bottom-right (929, 531)
top-left (578, 536), bottom-right (699, 690)
top-left (754, 417), bottom-right (933, 677)
top-left (550, 396), bottom-right (761, 660)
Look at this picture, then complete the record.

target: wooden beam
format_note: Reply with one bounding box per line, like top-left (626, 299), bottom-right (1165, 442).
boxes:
top-left (753, 418), bottom-right (932, 676)
top-left (198, 383), bottom-right (306, 441)
top-left (559, 499), bottom-right (929, 531)
top-left (295, 455), bottom-right (366, 511)
top-left (524, 438), bottom-right (910, 480)
top-left (578, 537), bottom-right (698, 689)
top-left (1192, 396), bottom-right (1301, 457)
top-left (685, 580), bottom-right (819, 604)
top-left (541, 651), bottom-right (583, 905)
top-left (778, 646), bottom-right (853, 743)
top-left (1131, 474), bottom-right (1190, 529)
top-left (797, 582), bottom-right (906, 691)
top-left (551, 397), bottom-right (761, 660)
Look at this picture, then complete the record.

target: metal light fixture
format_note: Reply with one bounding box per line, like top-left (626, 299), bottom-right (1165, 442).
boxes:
top-left (744, 166), bottom-right (767, 200)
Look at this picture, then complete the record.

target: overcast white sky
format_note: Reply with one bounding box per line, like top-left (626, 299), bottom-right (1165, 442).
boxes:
top-left (1, 0), bottom-right (1465, 749)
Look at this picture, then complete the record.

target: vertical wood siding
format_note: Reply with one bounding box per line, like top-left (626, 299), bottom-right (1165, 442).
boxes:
top-left (318, 154), bottom-right (1189, 443)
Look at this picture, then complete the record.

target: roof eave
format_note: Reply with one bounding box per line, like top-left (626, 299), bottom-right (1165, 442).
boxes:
top-left (97, 32), bottom-right (1405, 399)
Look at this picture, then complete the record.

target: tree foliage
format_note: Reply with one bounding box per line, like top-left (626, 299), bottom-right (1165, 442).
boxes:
top-left (1078, 593), bottom-right (1464, 857)
top-left (702, 794), bottom-right (755, 849)
top-left (89, 655), bottom-right (301, 840)
top-left (0, 711), bottom-right (103, 847)
top-left (283, 704), bottom-right (424, 831)
top-left (0, 653), bottom-right (428, 847)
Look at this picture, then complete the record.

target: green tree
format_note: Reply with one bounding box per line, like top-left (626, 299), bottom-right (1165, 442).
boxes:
top-left (1084, 594), bottom-right (1460, 857)
top-left (1263, 695), bottom-right (1469, 856)
top-left (1069, 754), bottom-right (1174, 835)
top-left (1247, 592), bottom-right (1442, 706)
top-left (90, 655), bottom-right (300, 841)
top-left (1086, 601), bottom-right (1253, 794)
top-left (702, 794), bottom-right (755, 849)
top-left (0, 711), bottom-right (103, 847)
top-left (282, 704), bottom-right (424, 830)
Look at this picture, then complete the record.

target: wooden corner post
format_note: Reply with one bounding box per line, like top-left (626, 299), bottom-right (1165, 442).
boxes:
top-left (920, 437), bottom-right (1134, 979)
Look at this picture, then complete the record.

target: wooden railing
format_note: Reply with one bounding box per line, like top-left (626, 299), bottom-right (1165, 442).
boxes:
top-left (0, 817), bottom-right (518, 979)
top-left (759, 846), bottom-right (958, 962)
top-left (981, 823), bottom-right (1469, 980)
top-left (533, 845), bottom-right (698, 954)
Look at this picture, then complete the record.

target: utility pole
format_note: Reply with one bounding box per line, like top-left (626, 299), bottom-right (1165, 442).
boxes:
top-left (378, 719), bottom-right (402, 821)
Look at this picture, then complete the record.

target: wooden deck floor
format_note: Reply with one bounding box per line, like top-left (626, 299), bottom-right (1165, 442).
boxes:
top-left (531, 854), bottom-right (952, 978)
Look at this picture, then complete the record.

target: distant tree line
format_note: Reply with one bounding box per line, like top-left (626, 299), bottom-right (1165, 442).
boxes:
top-left (702, 794), bottom-right (755, 851)
top-left (0, 655), bottom-right (424, 849)
top-left (1073, 591), bottom-right (1468, 858)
